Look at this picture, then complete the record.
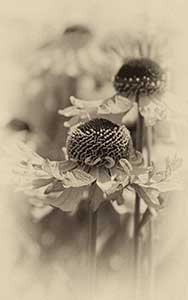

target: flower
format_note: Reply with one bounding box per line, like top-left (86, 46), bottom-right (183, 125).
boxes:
top-left (2, 119), bottom-right (136, 212)
top-left (59, 30), bottom-right (179, 127)
top-left (26, 23), bottom-right (110, 80)
top-left (113, 57), bottom-right (167, 126)
top-left (2, 118), bottom-right (182, 220)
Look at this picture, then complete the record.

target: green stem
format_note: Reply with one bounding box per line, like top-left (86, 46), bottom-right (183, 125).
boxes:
top-left (88, 206), bottom-right (98, 300)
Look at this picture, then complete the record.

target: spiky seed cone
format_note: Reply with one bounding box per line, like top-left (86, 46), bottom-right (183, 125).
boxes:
top-left (66, 118), bottom-right (131, 166)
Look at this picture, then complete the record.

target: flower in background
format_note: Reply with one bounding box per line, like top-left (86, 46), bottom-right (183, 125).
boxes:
top-left (60, 30), bottom-right (182, 127)
top-left (113, 57), bottom-right (166, 126)
top-left (25, 23), bottom-right (111, 80)
top-left (2, 118), bottom-right (182, 223)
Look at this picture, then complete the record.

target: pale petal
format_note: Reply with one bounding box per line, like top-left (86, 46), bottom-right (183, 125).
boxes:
top-left (70, 96), bottom-right (103, 108)
top-left (122, 102), bottom-right (138, 124)
top-left (139, 97), bottom-right (167, 126)
top-left (104, 156), bottom-right (115, 168)
top-left (64, 116), bottom-right (81, 127)
top-left (109, 165), bottom-right (130, 188)
top-left (85, 156), bottom-right (101, 166)
top-left (132, 183), bottom-right (161, 209)
top-left (58, 106), bottom-right (81, 117)
top-left (42, 159), bottom-right (77, 179)
top-left (62, 168), bottom-right (95, 188)
top-left (119, 159), bottom-right (132, 174)
top-left (151, 178), bottom-right (183, 192)
top-left (31, 206), bottom-right (54, 221)
top-left (96, 167), bottom-right (112, 193)
top-left (98, 94), bottom-right (133, 114)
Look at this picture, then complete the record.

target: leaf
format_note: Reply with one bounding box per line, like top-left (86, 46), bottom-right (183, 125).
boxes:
top-left (62, 168), bottom-right (95, 187)
top-left (132, 183), bottom-right (161, 209)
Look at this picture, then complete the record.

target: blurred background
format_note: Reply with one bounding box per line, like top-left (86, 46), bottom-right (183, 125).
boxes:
top-left (0, 0), bottom-right (188, 299)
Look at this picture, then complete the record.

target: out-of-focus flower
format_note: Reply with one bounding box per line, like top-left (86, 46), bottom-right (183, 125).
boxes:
top-left (60, 30), bottom-right (185, 127)
top-left (2, 118), bottom-right (182, 222)
top-left (26, 23), bottom-right (111, 80)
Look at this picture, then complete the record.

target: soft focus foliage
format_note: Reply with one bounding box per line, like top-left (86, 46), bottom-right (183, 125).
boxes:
top-left (0, 1), bottom-right (188, 300)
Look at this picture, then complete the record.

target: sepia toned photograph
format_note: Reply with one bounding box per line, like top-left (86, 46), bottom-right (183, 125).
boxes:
top-left (0, 1), bottom-right (188, 299)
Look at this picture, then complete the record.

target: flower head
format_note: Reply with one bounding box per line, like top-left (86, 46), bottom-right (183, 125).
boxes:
top-left (114, 58), bottom-right (166, 99)
top-left (66, 118), bottom-right (130, 166)
top-left (60, 31), bottom-right (175, 127)
top-left (2, 118), bottom-right (182, 221)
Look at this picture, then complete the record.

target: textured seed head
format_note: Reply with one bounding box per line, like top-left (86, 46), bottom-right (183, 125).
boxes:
top-left (66, 118), bottom-right (130, 166)
top-left (114, 58), bottom-right (166, 98)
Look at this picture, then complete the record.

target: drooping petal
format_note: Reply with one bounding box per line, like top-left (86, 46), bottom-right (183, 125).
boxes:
top-left (64, 116), bottom-right (82, 128)
top-left (90, 184), bottom-right (106, 211)
top-left (58, 106), bottom-right (82, 117)
top-left (132, 183), bottom-right (161, 209)
top-left (119, 158), bottom-right (132, 174)
top-left (139, 97), bottom-right (167, 126)
top-left (122, 102), bottom-right (138, 124)
top-left (70, 96), bottom-right (103, 108)
top-left (45, 186), bottom-right (89, 213)
top-left (151, 177), bottom-right (183, 193)
top-left (109, 164), bottom-right (130, 189)
top-left (104, 156), bottom-right (116, 168)
top-left (98, 94), bottom-right (133, 114)
top-left (128, 139), bottom-right (144, 166)
top-left (96, 167), bottom-right (113, 193)
top-left (32, 177), bottom-right (54, 189)
top-left (62, 167), bottom-right (95, 188)
top-left (110, 187), bottom-right (136, 215)
top-left (42, 159), bottom-right (77, 180)
top-left (31, 205), bottom-right (54, 221)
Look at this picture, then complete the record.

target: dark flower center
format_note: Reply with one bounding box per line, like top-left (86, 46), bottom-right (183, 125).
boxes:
top-left (66, 118), bottom-right (130, 166)
top-left (114, 58), bottom-right (166, 98)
